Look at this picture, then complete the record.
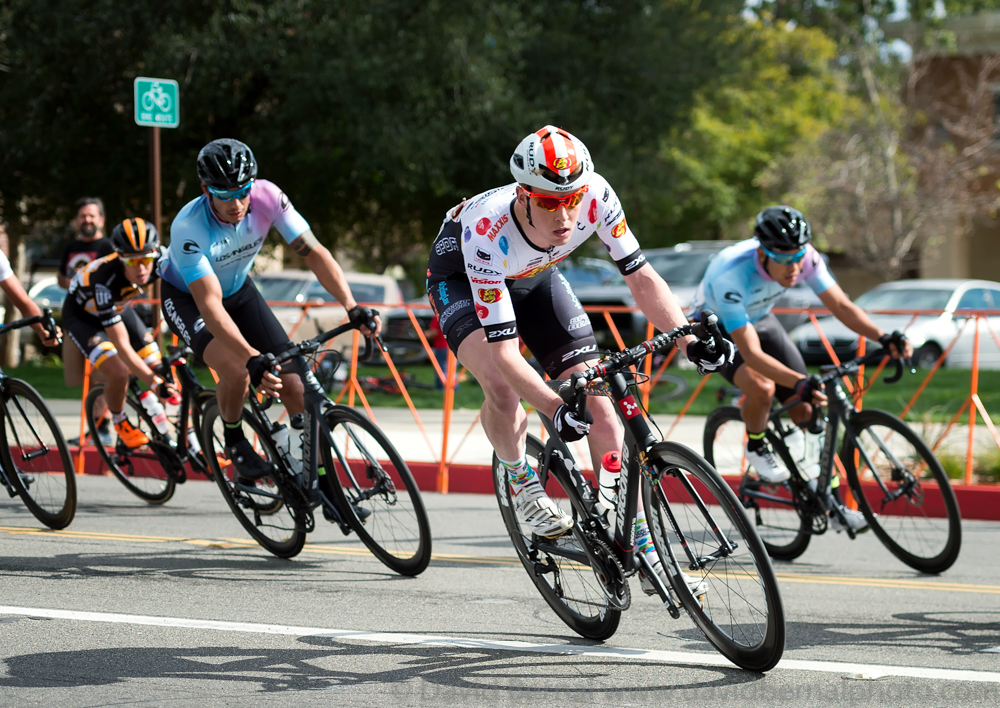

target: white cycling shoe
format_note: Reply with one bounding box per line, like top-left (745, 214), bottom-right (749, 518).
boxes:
top-left (639, 559), bottom-right (707, 607)
top-left (511, 478), bottom-right (574, 538)
top-left (745, 443), bottom-right (791, 483)
top-left (830, 505), bottom-right (869, 533)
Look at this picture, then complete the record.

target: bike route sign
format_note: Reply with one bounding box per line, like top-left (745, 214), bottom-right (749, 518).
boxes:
top-left (134, 77), bottom-right (179, 128)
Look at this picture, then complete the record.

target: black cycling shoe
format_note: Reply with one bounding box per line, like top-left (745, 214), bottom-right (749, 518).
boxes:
top-left (226, 439), bottom-right (273, 481)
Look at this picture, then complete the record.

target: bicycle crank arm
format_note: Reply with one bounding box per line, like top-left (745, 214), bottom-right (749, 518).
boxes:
top-left (637, 552), bottom-right (680, 619)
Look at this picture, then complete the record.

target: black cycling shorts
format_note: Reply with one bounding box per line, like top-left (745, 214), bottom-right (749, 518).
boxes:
top-left (160, 277), bottom-right (291, 360)
top-left (64, 305), bottom-right (157, 370)
top-left (719, 311), bottom-right (807, 401)
top-left (427, 265), bottom-right (599, 379)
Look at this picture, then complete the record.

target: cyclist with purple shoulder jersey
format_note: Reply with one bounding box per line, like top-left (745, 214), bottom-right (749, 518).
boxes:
top-left (158, 139), bottom-right (380, 483)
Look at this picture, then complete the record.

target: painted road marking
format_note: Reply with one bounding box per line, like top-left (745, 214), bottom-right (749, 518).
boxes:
top-left (2, 525), bottom-right (998, 588)
top-left (1, 605), bottom-right (999, 683)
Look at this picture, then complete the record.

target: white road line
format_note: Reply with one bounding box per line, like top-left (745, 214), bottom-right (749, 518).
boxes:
top-left (2, 605), bottom-right (999, 683)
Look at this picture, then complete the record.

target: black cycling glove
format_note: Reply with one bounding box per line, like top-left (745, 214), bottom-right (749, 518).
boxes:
top-left (879, 330), bottom-right (908, 354)
top-left (793, 374), bottom-right (823, 402)
top-left (246, 354), bottom-right (276, 388)
top-left (686, 338), bottom-right (736, 376)
top-left (347, 305), bottom-right (377, 329)
top-left (553, 404), bottom-right (594, 443)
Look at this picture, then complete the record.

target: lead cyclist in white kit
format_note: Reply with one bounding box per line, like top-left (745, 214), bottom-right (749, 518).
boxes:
top-left (425, 126), bottom-right (734, 597)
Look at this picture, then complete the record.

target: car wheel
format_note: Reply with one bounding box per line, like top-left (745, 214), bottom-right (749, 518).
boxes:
top-left (913, 343), bottom-right (943, 369)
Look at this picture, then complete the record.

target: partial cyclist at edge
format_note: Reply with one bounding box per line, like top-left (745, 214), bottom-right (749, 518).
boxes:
top-left (426, 125), bottom-right (734, 598)
top-left (158, 139), bottom-right (380, 484)
top-left (64, 218), bottom-right (176, 447)
top-left (693, 205), bottom-right (913, 532)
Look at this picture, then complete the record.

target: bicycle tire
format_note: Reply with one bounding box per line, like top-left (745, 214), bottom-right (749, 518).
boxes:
top-left (2, 378), bottom-right (76, 529)
top-left (85, 385), bottom-right (176, 504)
top-left (704, 406), bottom-right (811, 561)
top-left (201, 399), bottom-right (306, 558)
top-left (320, 406), bottom-right (432, 576)
top-left (644, 441), bottom-right (785, 672)
top-left (842, 409), bottom-right (961, 574)
top-left (492, 433), bottom-right (621, 641)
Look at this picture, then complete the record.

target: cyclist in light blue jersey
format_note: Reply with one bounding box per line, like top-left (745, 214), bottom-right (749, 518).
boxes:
top-left (694, 206), bottom-right (912, 532)
top-left (159, 139), bottom-right (380, 482)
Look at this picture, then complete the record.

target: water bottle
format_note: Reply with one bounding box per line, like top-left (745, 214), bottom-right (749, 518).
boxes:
top-left (272, 423), bottom-right (302, 474)
top-left (801, 428), bottom-right (825, 482)
top-left (596, 451), bottom-right (622, 513)
top-left (784, 427), bottom-right (806, 474)
top-left (186, 427), bottom-right (202, 455)
top-left (138, 390), bottom-right (170, 436)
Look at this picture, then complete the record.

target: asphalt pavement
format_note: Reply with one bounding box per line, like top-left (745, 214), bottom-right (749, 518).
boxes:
top-left (1, 475), bottom-right (999, 706)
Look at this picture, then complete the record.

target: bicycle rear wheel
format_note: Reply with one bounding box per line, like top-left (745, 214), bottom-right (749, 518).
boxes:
top-left (492, 433), bottom-right (621, 641)
top-left (2, 378), bottom-right (76, 529)
top-left (85, 385), bottom-right (175, 504)
top-left (644, 441), bottom-right (785, 672)
top-left (842, 409), bottom-right (961, 574)
top-left (704, 406), bottom-right (811, 561)
top-left (201, 399), bottom-right (306, 558)
top-left (320, 406), bottom-right (431, 576)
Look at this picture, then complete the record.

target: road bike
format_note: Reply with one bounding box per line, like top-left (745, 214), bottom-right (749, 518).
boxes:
top-left (704, 349), bottom-right (961, 574)
top-left (85, 345), bottom-right (216, 504)
top-left (0, 310), bottom-right (75, 529)
top-left (493, 314), bottom-right (785, 672)
top-left (201, 319), bottom-right (432, 575)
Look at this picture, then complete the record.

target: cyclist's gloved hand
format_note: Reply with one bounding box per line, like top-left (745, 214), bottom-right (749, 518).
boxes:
top-left (793, 374), bottom-right (823, 403)
top-left (553, 403), bottom-right (593, 443)
top-left (347, 305), bottom-right (377, 330)
top-left (686, 338), bottom-right (736, 376)
top-left (246, 354), bottom-right (275, 388)
top-left (879, 330), bottom-right (909, 356)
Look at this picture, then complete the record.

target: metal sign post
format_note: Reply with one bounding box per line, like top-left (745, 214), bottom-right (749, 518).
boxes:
top-left (134, 77), bottom-right (179, 340)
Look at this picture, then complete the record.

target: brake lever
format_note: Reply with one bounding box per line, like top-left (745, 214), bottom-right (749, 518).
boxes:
top-left (691, 309), bottom-right (725, 354)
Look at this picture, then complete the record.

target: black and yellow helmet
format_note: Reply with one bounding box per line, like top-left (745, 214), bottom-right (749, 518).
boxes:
top-left (110, 217), bottom-right (159, 255)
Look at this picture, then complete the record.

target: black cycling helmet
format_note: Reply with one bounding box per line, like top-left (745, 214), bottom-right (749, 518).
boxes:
top-left (110, 218), bottom-right (159, 255)
top-left (196, 138), bottom-right (257, 190)
top-left (753, 205), bottom-right (812, 251)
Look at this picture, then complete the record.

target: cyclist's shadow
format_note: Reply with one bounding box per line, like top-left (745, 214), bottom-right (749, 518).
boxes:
top-left (0, 635), bottom-right (763, 695)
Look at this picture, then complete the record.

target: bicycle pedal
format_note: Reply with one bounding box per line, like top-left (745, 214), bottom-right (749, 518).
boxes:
top-left (352, 504), bottom-right (372, 522)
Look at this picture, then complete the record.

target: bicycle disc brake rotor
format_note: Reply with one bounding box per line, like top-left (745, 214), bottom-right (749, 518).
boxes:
top-left (585, 535), bottom-right (630, 611)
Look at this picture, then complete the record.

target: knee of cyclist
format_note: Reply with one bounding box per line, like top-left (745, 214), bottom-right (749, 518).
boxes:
top-left (751, 378), bottom-right (776, 401)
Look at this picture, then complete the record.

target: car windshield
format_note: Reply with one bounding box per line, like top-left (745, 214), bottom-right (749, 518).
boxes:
top-left (559, 259), bottom-right (624, 288)
top-left (855, 288), bottom-right (953, 312)
top-left (647, 251), bottom-right (717, 286)
top-left (254, 277), bottom-right (304, 303)
top-left (303, 280), bottom-right (385, 304)
top-left (33, 283), bottom-right (67, 304)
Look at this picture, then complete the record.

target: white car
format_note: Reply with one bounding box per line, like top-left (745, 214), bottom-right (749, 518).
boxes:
top-left (253, 270), bottom-right (404, 356)
top-left (789, 279), bottom-right (1000, 369)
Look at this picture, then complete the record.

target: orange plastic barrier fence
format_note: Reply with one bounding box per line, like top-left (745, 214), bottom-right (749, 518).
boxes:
top-left (74, 299), bottom-right (1000, 490)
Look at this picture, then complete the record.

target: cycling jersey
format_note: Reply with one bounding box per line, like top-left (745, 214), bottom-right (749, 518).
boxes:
top-left (159, 179), bottom-right (309, 298)
top-left (65, 249), bottom-right (165, 328)
top-left (0, 250), bottom-right (12, 281)
top-left (426, 174), bottom-right (645, 342)
top-left (693, 239), bottom-right (835, 333)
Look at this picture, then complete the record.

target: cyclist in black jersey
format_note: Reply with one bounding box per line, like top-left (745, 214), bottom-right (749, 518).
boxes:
top-left (64, 218), bottom-right (175, 448)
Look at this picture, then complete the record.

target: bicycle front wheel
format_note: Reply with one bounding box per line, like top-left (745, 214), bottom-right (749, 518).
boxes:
top-left (842, 409), bottom-right (961, 574)
top-left (321, 406), bottom-right (431, 576)
top-left (85, 385), bottom-right (175, 504)
top-left (644, 441), bottom-right (785, 672)
top-left (2, 378), bottom-right (76, 529)
top-left (704, 406), bottom-right (811, 561)
top-left (201, 399), bottom-right (305, 558)
top-left (492, 433), bottom-right (621, 641)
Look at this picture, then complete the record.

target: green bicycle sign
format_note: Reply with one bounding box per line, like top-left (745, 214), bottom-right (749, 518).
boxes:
top-left (134, 77), bottom-right (179, 128)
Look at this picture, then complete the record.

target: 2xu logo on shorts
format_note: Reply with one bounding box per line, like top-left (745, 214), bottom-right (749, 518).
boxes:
top-left (487, 326), bottom-right (516, 339)
top-left (561, 343), bottom-right (596, 362)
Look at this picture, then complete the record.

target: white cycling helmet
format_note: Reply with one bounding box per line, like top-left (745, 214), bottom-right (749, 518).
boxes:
top-left (509, 125), bottom-right (593, 193)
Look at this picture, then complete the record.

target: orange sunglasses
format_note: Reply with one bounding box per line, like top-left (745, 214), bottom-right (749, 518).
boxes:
top-left (521, 185), bottom-right (589, 212)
